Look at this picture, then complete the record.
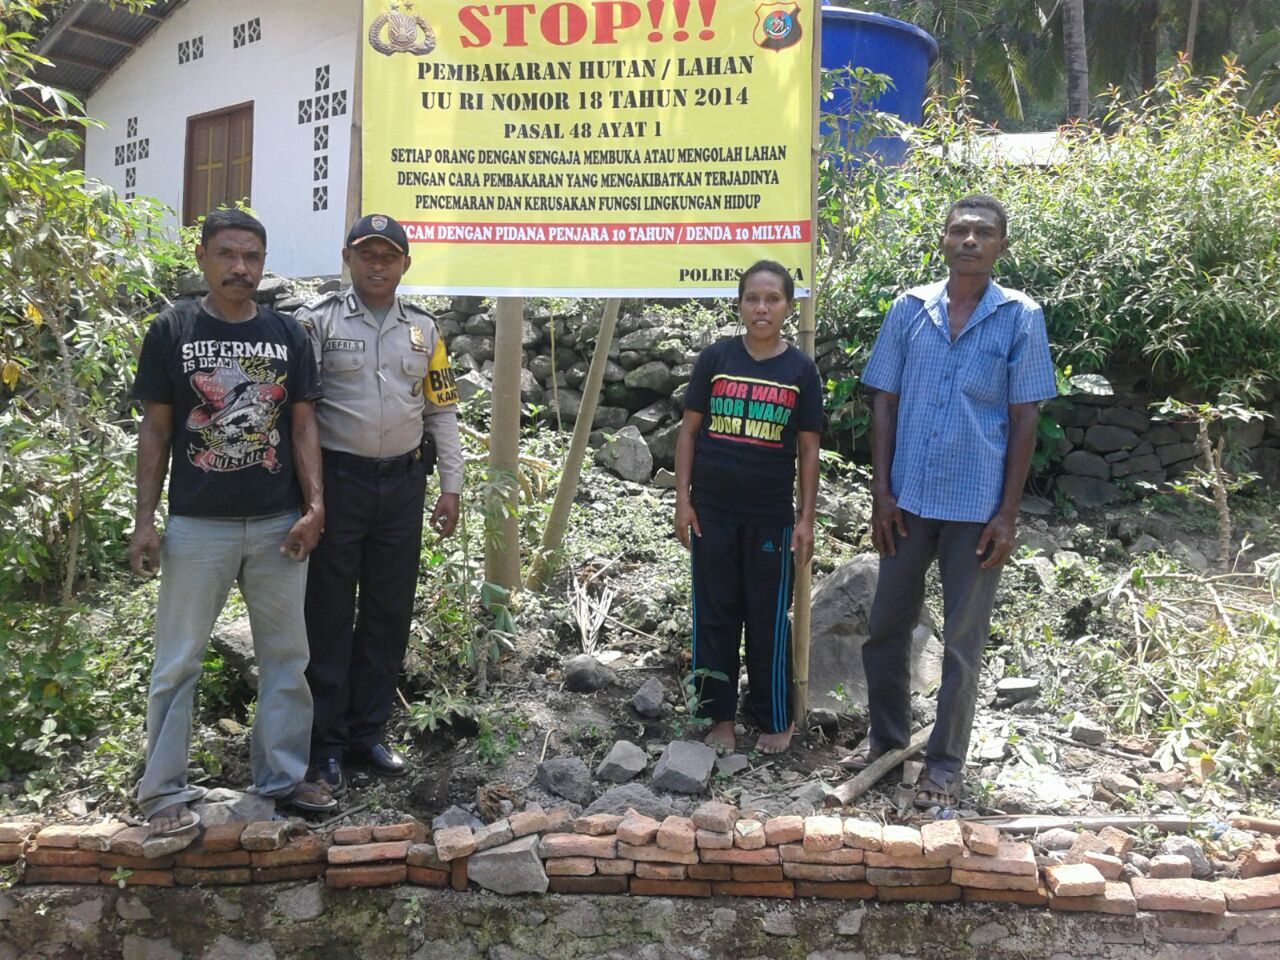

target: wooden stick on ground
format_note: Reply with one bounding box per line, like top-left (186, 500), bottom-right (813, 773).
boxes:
top-left (1230, 815), bottom-right (1280, 836)
top-left (968, 814), bottom-right (1215, 835)
top-left (824, 723), bottom-right (934, 808)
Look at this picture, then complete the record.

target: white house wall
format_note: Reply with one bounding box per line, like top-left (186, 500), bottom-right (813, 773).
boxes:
top-left (85, 0), bottom-right (361, 277)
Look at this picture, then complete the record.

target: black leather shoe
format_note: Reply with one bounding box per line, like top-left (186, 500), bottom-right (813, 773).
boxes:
top-left (351, 742), bottom-right (407, 778)
top-left (310, 757), bottom-right (348, 797)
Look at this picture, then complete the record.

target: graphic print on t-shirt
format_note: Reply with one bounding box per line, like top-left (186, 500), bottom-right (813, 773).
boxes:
top-left (705, 374), bottom-right (798, 448)
top-left (185, 357), bottom-right (288, 473)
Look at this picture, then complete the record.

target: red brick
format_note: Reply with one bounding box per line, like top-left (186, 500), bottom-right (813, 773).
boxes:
top-left (803, 816), bottom-right (844, 852)
top-left (691, 802), bottom-right (738, 834)
top-left (575, 814), bottom-right (624, 836)
top-left (864, 850), bottom-right (949, 870)
top-left (866, 867), bottom-right (951, 887)
top-left (1131, 877), bottom-right (1227, 914)
top-left (99, 868), bottom-right (173, 887)
top-left (764, 815), bottom-right (804, 846)
top-left (1064, 831), bottom-right (1111, 866)
top-left (952, 868), bottom-right (1040, 891)
top-left (1049, 881), bottom-right (1137, 916)
top-left (24, 866), bottom-right (100, 885)
top-left (1097, 826), bottom-right (1135, 858)
top-left (880, 825), bottom-right (924, 859)
top-left (733, 820), bottom-right (766, 850)
top-left (175, 847), bottom-right (252, 869)
top-left (962, 822), bottom-right (1001, 856)
top-left (108, 826), bottom-right (150, 858)
top-left (200, 822), bottom-right (247, 853)
top-left (843, 819), bottom-right (883, 852)
top-left (779, 844), bottom-right (864, 865)
top-left (24, 845), bottom-right (99, 867)
top-left (543, 808), bottom-right (575, 833)
top-left (333, 824), bottom-right (374, 845)
top-left (548, 875), bottom-right (628, 894)
top-left (173, 867), bottom-right (251, 886)
top-left (540, 833), bottom-right (617, 859)
top-left (326, 862), bottom-right (407, 889)
top-left (1083, 851), bottom-right (1124, 881)
top-left (327, 840), bottom-right (410, 865)
top-left (407, 866), bottom-right (449, 887)
top-left (1229, 908), bottom-right (1280, 945)
top-left (250, 833), bottom-right (331, 867)
top-left (963, 886), bottom-right (1049, 907)
top-left (373, 821), bottom-right (427, 843)
top-left (407, 844), bottom-right (447, 869)
top-left (451, 858), bottom-right (467, 891)
top-left (636, 862), bottom-right (687, 881)
top-left (596, 857), bottom-right (635, 876)
top-left (947, 838), bottom-right (1037, 876)
top-left (712, 881), bottom-right (795, 898)
top-left (1044, 863), bottom-right (1106, 898)
top-left (240, 821), bottom-right (291, 852)
top-left (616, 842), bottom-right (697, 864)
top-left (0, 819), bottom-right (40, 844)
top-left (508, 806), bottom-right (549, 838)
top-left (433, 825), bottom-right (476, 861)
top-left (732, 865), bottom-right (785, 882)
top-left (921, 820), bottom-right (965, 860)
top-left (656, 816), bottom-right (696, 853)
top-left (99, 853), bottom-right (176, 870)
top-left (630, 878), bottom-right (711, 897)
top-left (699, 846), bottom-right (779, 865)
top-left (1150, 854), bottom-right (1193, 879)
top-left (78, 822), bottom-right (127, 852)
top-left (617, 812), bottom-right (661, 846)
top-left (696, 829), bottom-right (732, 850)
top-left (795, 881), bottom-right (876, 900)
top-left (0, 843), bottom-right (23, 863)
top-left (782, 862), bottom-right (867, 882)
top-left (1240, 844), bottom-right (1280, 879)
top-left (688, 863), bottom-right (732, 881)
top-left (876, 883), bottom-right (961, 902)
top-left (252, 863), bottom-right (327, 883)
top-left (34, 824), bottom-right (89, 848)
top-left (545, 857), bottom-right (596, 876)
top-left (1220, 875), bottom-right (1280, 911)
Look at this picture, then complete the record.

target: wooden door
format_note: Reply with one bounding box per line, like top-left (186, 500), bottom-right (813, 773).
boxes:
top-left (184, 102), bottom-right (253, 224)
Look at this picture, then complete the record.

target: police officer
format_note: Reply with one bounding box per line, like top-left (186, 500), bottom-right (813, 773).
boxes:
top-left (297, 214), bottom-right (463, 793)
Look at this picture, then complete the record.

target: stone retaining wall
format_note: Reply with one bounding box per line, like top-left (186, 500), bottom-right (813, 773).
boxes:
top-left (4, 809), bottom-right (1279, 956)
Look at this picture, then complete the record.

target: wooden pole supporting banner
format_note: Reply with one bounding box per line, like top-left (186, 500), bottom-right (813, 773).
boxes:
top-left (792, 9), bottom-right (823, 728)
top-left (485, 297), bottom-right (524, 592)
top-left (342, 19), bottom-right (363, 286)
top-left (527, 297), bottom-right (622, 593)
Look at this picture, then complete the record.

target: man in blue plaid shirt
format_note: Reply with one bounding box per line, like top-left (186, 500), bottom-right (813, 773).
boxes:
top-left (848, 195), bottom-right (1057, 809)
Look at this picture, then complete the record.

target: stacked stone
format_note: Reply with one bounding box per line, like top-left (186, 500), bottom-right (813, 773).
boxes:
top-left (6, 813), bottom-right (1280, 945)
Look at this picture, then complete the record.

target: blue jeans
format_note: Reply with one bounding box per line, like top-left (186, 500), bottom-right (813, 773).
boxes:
top-left (136, 512), bottom-right (313, 817)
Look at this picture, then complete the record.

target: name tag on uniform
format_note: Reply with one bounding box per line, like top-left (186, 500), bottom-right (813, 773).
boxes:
top-left (324, 339), bottom-right (365, 352)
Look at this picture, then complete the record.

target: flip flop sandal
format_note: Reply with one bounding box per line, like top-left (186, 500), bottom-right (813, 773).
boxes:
top-left (148, 804), bottom-right (201, 837)
top-left (280, 781), bottom-right (338, 815)
top-left (914, 772), bottom-right (963, 810)
top-left (837, 743), bottom-right (885, 772)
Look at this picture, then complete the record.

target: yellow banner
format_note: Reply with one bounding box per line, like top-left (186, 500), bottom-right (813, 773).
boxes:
top-left (361, 0), bottom-right (814, 296)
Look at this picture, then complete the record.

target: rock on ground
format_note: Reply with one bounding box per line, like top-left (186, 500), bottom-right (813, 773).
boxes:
top-left (465, 835), bottom-right (549, 895)
top-left (630, 677), bottom-right (666, 718)
top-left (650, 741), bottom-right (716, 795)
top-left (562, 654), bottom-right (619, 693)
top-left (595, 426), bottom-right (653, 483)
top-left (536, 757), bottom-right (594, 806)
top-left (582, 783), bottom-right (673, 821)
top-left (192, 789), bottom-right (275, 827)
top-left (595, 741), bottom-right (648, 783)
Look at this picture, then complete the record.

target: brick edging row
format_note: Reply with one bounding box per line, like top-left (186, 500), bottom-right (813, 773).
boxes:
top-left (4, 806), bottom-right (1279, 947)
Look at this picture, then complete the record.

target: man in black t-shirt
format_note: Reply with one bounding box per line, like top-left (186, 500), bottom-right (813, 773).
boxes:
top-left (128, 209), bottom-right (336, 833)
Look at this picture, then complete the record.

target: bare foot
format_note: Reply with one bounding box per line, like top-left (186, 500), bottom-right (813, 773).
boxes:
top-left (148, 802), bottom-right (199, 836)
top-left (755, 724), bottom-right (795, 755)
top-left (703, 720), bottom-right (736, 754)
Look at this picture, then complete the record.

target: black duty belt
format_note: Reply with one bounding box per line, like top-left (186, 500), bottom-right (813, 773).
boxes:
top-left (323, 448), bottom-right (420, 477)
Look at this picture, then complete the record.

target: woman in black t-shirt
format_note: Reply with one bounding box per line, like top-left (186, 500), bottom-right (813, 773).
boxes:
top-left (673, 260), bottom-right (823, 755)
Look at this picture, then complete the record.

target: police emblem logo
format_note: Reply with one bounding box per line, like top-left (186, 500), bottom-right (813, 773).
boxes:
top-left (371, 215), bottom-right (388, 232)
top-left (408, 324), bottom-right (428, 353)
top-left (368, 2), bottom-right (437, 57)
top-left (754, 2), bottom-right (803, 52)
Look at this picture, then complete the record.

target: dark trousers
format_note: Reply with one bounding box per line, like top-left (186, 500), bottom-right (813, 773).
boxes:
top-left (690, 515), bottom-right (794, 734)
top-left (304, 450), bottom-right (426, 759)
top-left (862, 511), bottom-right (1002, 776)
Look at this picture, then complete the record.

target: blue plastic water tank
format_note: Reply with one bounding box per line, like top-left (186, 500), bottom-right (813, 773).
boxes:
top-left (822, 6), bottom-right (939, 163)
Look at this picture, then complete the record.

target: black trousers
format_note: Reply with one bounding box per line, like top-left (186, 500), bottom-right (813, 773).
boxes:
top-left (304, 449), bottom-right (426, 759)
top-left (689, 515), bottom-right (794, 734)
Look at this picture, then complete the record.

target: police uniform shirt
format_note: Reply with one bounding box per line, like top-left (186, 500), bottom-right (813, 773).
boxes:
top-left (296, 290), bottom-right (464, 494)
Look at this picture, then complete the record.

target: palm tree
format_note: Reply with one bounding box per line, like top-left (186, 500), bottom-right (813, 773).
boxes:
top-left (1062, 0), bottom-right (1089, 118)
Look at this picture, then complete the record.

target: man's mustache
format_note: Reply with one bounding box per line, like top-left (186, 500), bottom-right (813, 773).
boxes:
top-left (222, 277), bottom-right (254, 287)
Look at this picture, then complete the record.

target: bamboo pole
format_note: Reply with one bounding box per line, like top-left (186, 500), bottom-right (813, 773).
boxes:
top-left (485, 297), bottom-right (524, 592)
top-left (824, 724), bottom-right (933, 807)
top-left (526, 298), bottom-right (622, 593)
top-left (791, 7), bottom-right (822, 728)
top-left (342, 16), bottom-right (363, 285)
